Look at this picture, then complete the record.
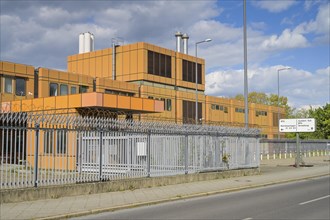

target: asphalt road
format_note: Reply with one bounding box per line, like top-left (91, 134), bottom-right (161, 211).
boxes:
top-left (73, 176), bottom-right (330, 220)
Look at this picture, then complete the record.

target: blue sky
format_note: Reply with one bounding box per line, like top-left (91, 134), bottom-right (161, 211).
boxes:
top-left (0, 0), bottom-right (329, 109)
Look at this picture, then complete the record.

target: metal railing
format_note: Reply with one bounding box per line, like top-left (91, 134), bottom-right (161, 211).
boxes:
top-left (1, 112), bottom-right (260, 189)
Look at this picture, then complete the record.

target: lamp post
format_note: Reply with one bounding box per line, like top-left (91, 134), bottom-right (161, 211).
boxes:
top-left (195, 39), bottom-right (211, 124)
top-left (277, 67), bottom-right (291, 139)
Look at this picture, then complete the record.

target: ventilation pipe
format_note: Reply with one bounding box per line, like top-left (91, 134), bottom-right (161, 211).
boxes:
top-left (112, 41), bottom-right (116, 80)
top-left (79, 33), bottom-right (84, 54)
top-left (182, 33), bottom-right (189, 54)
top-left (175, 31), bottom-right (183, 53)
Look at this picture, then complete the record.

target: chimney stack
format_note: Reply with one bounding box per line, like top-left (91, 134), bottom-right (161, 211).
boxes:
top-left (175, 31), bottom-right (183, 53)
top-left (182, 33), bottom-right (189, 54)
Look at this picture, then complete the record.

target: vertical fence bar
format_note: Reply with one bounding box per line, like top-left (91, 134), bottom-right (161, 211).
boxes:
top-left (184, 134), bottom-right (188, 174)
top-left (99, 130), bottom-right (103, 181)
top-left (34, 123), bottom-right (40, 187)
top-left (147, 131), bottom-right (151, 177)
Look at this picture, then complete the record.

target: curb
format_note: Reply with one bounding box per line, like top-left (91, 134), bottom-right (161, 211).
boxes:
top-left (37, 173), bottom-right (329, 220)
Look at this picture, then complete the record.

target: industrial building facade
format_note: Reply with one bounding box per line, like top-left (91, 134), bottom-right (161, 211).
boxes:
top-left (0, 35), bottom-right (284, 139)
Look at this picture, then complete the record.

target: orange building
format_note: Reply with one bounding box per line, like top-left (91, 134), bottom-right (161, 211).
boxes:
top-left (0, 34), bottom-right (287, 171)
top-left (1, 34), bottom-right (285, 140)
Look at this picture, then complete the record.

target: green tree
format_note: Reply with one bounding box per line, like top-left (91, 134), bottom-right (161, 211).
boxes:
top-left (234, 92), bottom-right (291, 114)
top-left (285, 104), bottom-right (330, 139)
top-left (308, 104), bottom-right (330, 139)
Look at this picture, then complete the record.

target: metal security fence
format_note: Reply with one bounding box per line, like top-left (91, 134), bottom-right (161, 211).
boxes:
top-left (1, 112), bottom-right (260, 189)
top-left (260, 139), bottom-right (330, 155)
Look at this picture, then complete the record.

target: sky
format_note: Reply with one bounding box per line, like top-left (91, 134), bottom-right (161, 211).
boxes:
top-left (1, 0), bottom-right (329, 109)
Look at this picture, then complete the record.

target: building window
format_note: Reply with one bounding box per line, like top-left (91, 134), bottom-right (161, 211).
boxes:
top-left (166, 99), bottom-right (172, 111)
top-left (60, 84), bottom-right (68, 96)
top-left (71, 86), bottom-right (77, 94)
top-left (235, 108), bottom-right (245, 113)
top-left (211, 104), bottom-right (224, 111)
top-left (15, 78), bottom-right (26, 96)
top-left (147, 51), bottom-right (171, 78)
top-left (183, 100), bottom-right (202, 124)
top-left (79, 85), bottom-right (88, 93)
top-left (105, 89), bottom-right (134, 97)
top-left (56, 130), bottom-right (67, 154)
top-left (224, 107), bottom-right (228, 113)
top-left (4, 77), bottom-right (13, 93)
top-left (50, 83), bottom-right (58, 96)
top-left (182, 60), bottom-right (202, 84)
top-left (44, 131), bottom-right (54, 154)
top-left (256, 110), bottom-right (267, 117)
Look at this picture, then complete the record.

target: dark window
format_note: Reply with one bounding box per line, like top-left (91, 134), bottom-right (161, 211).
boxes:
top-left (71, 86), bottom-right (77, 94)
top-left (16, 78), bottom-right (26, 96)
top-left (182, 59), bottom-right (202, 84)
top-left (60, 84), bottom-right (68, 95)
top-left (235, 108), bottom-right (245, 113)
top-left (166, 99), bottom-right (172, 111)
top-left (4, 77), bottom-right (12, 93)
top-left (79, 85), bottom-right (88, 93)
top-left (183, 100), bottom-right (202, 124)
top-left (256, 110), bottom-right (267, 117)
top-left (147, 50), bottom-right (171, 78)
top-left (50, 83), bottom-right (58, 96)
top-left (105, 89), bottom-right (134, 97)
top-left (224, 107), bottom-right (228, 113)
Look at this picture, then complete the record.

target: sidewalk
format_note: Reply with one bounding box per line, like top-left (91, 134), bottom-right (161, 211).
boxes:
top-left (1, 156), bottom-right (329, 220)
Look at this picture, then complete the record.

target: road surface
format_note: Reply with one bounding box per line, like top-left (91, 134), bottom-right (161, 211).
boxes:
top-left (73, 176), bottom-right (330, 220)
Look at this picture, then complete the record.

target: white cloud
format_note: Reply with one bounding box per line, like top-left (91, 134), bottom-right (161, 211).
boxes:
top-left (252, 0), bottom-right (297, 13)
top-left (260, 29), bottom-right (309, 51)
top-left (205, 66), bottom-right (330, 108)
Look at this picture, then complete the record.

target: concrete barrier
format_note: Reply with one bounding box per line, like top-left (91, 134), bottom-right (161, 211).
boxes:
top-left (0, 168), bottom-right (259, 204)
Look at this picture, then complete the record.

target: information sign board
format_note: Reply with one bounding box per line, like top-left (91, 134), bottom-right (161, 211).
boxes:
top-left (296, 118), bottom-right (315, 132)
top-left (279, 118), bottom-right (315, 133)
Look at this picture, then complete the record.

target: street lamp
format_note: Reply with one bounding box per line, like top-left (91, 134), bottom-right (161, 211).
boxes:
top-left (277, 67), bottom-right (291, 139)
top-left (195, 38), bottom-right (212, 124)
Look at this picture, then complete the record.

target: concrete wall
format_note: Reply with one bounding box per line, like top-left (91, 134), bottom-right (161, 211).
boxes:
top-left (0, 168), bottom-right (259, 204)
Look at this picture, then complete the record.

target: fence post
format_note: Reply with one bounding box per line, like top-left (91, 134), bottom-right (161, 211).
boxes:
top-left (99, 130), bottom-right (103, 181)
top-left (185, 134), bottom-right (188, 174)
top-left (34, 123), bottom-right (40, 188)
top-left (147, 131), bottom-right (151, 177)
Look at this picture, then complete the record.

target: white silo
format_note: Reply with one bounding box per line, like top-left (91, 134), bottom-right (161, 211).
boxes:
top-left (79, 33), bottom-right (85, 54)
top-left (90, 33), bottom-right (95, 51)
top-left (84, 32), bottom-right (91, 53)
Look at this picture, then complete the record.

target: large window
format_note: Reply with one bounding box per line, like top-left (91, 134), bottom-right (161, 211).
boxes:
top-left (60, 84), bottom-right (68, 95)
top-left (15, 78), bottom-right (26, 96)
top-left (50, 83), bottom-right (58, 96)
top-left (4, 77), bottom-right (12, 93)
top-left (182, 100), bottom-right (202, 124)
top-left (147, 51), bottom-right (171, 78)
top-left (182, 60), bottom-right (202, 84)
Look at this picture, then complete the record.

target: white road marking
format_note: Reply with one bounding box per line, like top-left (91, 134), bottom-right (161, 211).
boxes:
top-left (299, 195), bottom-right (330, 205)
top-left (242, 218), bottom-right (253, 220)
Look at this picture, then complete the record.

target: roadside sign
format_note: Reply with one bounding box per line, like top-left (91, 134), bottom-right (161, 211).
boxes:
top-left (279, 118), bottom-right (316, 133)
top-left (297, 118), bottom-right (315, 132)
top-left (279, 119), bottom-right (297, 132)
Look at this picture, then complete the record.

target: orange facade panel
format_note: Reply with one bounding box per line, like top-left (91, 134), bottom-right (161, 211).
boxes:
top-left (82, 93), bottom-right (103, 107)
top-left (103, 94), bottom-right (118, 108)
top-left (118, 96), bottom-right (130, 109)
top-left (131, 97), bottom-right (143, 110)
top-left (143, 99), bottom-right (154, 112)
